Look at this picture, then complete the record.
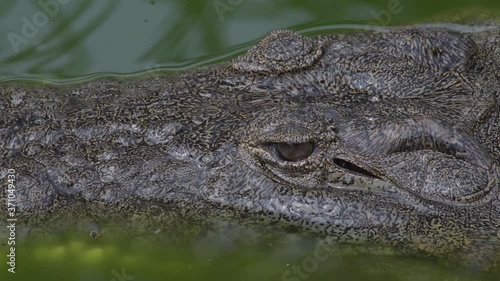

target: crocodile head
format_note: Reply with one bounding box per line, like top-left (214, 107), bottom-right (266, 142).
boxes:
top-left (186, 27), bottom-right (500, 264)
top-left (1, 25), bottom-right (499, 266)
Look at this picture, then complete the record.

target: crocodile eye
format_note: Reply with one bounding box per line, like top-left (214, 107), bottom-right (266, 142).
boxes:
top-left (272, 142), bottom-right (314, 162)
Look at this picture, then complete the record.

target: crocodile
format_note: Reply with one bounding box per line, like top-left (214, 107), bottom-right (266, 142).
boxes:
top-left (1, 24), bottom-right (499, 268)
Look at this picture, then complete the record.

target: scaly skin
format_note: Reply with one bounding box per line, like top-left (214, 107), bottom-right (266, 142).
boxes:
top-left (1, 24), bottom-right (499, 267)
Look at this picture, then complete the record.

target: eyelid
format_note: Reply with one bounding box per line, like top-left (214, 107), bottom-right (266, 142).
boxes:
top-left (254, 125), bottom-right (319, 144)
top-left (387, 135), bottom-right (463, 158)
top-left (339, 118), bottom-right (493, 169)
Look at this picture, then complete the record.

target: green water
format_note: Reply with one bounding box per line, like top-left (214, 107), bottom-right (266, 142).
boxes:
top-left (0, 0), bottom-right (498, 82)
top-left (0, 0), bottom-right (499, 280)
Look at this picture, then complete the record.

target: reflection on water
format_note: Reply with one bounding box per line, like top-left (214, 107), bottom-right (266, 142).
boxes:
top-left (0, 1), bottom-right (115, 80)
top-left (0, 0), bottom-right (498, 82)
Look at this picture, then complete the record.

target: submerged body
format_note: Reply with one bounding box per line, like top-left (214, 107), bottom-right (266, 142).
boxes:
top-left (1, 24), bottom-right (499, 267)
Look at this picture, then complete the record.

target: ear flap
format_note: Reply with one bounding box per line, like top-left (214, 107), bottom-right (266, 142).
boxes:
top-left (231, 30), bottom-right (325, 75)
